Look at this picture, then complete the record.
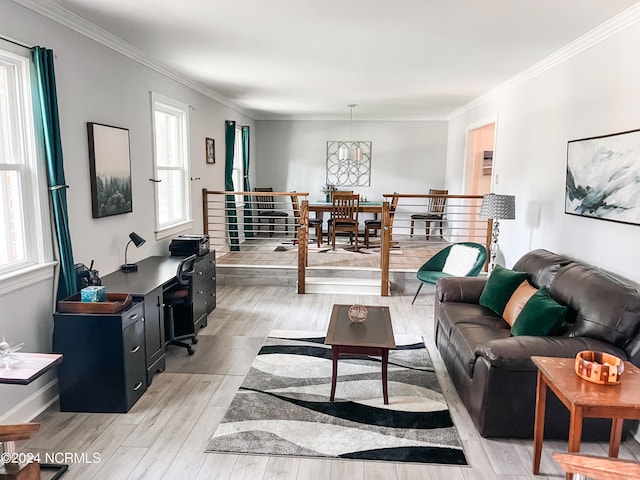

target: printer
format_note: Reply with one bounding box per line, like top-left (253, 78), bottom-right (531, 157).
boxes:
top-left (169, 234), bottom-right (210, 257)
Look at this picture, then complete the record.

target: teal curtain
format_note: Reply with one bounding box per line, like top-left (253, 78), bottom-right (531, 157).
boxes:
top-left (242, 126), bottom-right (253, 237)
top-left (225, 120), bottom-right (239, 251)
top-left (32, 46), bottom-right (77, 301)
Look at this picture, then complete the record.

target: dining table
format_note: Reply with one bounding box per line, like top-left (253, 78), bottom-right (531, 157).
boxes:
top-left (308, 200), bottom-right (383, 217)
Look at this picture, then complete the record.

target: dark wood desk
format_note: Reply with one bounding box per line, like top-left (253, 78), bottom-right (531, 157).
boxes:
top-left (532, 356), bottom-right (640, 480)
top-left (101, 253), bottom-right (216, 383)
top-left (325, 304), bottom-right (395, 404)
top-left (102, 256), bottom-right (182, 384)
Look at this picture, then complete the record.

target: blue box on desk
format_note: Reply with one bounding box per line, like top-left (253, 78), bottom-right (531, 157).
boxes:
top-left (81, 286), bottom-right (106, 302)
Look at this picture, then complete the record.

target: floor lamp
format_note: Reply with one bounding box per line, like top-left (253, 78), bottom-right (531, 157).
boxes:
top-left (479, 194), bottom-right (515, 273)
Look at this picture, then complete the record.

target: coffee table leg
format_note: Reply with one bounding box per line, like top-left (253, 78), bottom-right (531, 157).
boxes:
top-left (330, 347), bottom-right (338, 402)
top-left (533, 371), bottom-right (547, 475)
top-left (382, 348), bottom-right (389, 405)
top-left (609, 417), bottom-right (623, 457)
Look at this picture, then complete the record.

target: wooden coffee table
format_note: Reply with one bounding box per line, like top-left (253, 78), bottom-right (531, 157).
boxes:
top-left (324, 304), bottom-right (395, 404)
top-left (532, 355), bottom-right (640, 479)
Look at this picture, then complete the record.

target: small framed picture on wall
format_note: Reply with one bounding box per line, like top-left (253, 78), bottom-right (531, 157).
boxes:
top-left (205, 137), bottom-right (215, 164)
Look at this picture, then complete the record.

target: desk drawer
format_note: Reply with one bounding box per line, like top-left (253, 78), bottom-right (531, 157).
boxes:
top-left (124, 318), bottom-right (147, 408)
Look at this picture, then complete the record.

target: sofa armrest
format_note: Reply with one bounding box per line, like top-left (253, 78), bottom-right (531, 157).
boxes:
top-left (436, 276), bottom-right (487, 304)
top-left (474, 336), bottom-right (628, 371)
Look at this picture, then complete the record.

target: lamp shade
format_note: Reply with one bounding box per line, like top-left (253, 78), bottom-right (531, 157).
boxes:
top-left (121, 232), bottom-right (146, 272)
top-left (129, 232), bottom-right (145, 247)
top-left (480, 194), bottom-right (515, 220)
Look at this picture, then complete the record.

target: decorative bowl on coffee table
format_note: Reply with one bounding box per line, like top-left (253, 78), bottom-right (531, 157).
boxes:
top-left (575, 350), bottom-right (624, 385)
top-left (348, 304), bottom-right (368, 324)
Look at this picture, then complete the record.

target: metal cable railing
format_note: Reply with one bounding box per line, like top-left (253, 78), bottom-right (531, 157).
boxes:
top-left (203, 190), bottom-right (491, 295)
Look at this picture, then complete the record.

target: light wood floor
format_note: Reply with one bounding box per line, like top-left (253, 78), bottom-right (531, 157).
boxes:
top-left (215, 234), bottom-right (450, 271)
top-left (24, 286), bottom-right (640, 480)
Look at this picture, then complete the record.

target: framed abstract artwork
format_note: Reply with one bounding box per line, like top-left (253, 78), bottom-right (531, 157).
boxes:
top-left (87, 122), bottom-right (133, 218)
top-left (206, 137), bottom-right (215, 164)
top-left (565, 129), bottom-right (640, 226)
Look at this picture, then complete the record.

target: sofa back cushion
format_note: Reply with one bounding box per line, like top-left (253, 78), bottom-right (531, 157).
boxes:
top-left (513, 249), bottom-right (573, 288)
top-left (550, 263), bottom-right (640, 349)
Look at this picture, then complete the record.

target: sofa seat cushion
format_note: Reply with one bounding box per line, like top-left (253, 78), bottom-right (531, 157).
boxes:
top-left (475, 336), bottom-right (628, 371)
top-left (437, 302), bottom-right (507, 340)
top-left (448, 321), bottom-right (512, 377)
top-left (438, 302), bottom-right (511, 378)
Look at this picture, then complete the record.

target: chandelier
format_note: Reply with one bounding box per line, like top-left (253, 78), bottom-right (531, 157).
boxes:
top-left (337, 104), bottom-right (362, 162)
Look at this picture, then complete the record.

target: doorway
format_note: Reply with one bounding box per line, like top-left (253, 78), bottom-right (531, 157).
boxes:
top-left (464, 122), bottom-right (495, 195)
top-left (463, 122), bottom-right (495, 241)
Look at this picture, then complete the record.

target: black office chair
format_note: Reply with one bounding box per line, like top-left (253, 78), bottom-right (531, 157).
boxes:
top-left (164, 254), bottom-right (197, 355)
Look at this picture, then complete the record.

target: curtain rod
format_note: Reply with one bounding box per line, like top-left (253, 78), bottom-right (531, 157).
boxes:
top-left (0, 35), bottom-right (33, 49)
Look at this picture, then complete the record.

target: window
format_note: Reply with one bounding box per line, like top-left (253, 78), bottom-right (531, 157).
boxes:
top-left (232, 125), bottom-right (244, 202)
top-left (151, 92), bottom-right (191, 237)
top-left (0, 46), bottom-right (53, 290)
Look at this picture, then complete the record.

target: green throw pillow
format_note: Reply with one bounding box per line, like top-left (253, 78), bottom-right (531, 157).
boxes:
top-left (479, 265), bottom-right (529, 315)
top-left (511, 287), bottom-right (567, 336)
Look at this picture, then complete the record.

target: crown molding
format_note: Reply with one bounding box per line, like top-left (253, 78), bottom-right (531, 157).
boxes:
top-left (447, 4), bottom-right (640, 120)
top-left (14, 0), bottom-right (251, 117)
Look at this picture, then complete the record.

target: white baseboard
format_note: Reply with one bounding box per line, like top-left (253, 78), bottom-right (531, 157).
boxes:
top-left (0, 380), bottom-right (59, 424)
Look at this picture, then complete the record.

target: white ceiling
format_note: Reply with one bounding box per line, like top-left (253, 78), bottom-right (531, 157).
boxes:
top-left (36, 0), bottom-right (640, 120)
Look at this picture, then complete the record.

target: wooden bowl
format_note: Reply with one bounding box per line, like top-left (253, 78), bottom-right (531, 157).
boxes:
top-left (575, 350), bottom-right (624, 385)
top-left (348, 304), bottom-right (368, 324)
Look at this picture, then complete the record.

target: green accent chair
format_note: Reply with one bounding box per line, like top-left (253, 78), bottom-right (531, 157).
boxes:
top-left (412, 242), bottom-right (488, 305)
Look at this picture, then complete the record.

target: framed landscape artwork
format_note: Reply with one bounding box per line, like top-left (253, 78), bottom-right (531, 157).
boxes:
top-left (565, 129), bottom-right (640, 227)
top-left (87, 122), bottom-right (133, 218)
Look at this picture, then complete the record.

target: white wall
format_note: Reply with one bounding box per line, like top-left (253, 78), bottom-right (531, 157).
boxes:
top-left (447, 23), bottom-right (640, 284)
top-left (255, 120), bottom-right (448, 201)
top-left (0, 1), bottom-right (254, 421)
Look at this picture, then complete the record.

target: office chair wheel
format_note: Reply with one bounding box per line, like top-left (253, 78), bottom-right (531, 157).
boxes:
top-left (187, 345), bottom-right (195, 355)
top-left (191, 337), bottom-right (199, 344)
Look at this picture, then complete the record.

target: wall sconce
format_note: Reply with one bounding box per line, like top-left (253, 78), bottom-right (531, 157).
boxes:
top-left (480, 194), bottom-right (515, 272)
top-left (121, 232), bottom-right (145, 272)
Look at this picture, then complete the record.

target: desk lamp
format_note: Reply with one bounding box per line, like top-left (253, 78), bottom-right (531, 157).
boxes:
top-left (121, 232), bottom-right (145, 272)
top-left (479, 194), bottom-right (515, 273)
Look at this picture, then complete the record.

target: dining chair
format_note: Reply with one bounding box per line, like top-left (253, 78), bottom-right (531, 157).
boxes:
top-left (329, 193), bottom-right (360, 251)
top-left (290, 193), bottom-right (323, 248)
top-left (364, 193), bottom-right (399, 247)
top-left (326, 190), bottom-right (353, 241)
top-left (410, 188), bottom-right (448, 239)
top-left (254, 187), bottom-right (289, 237)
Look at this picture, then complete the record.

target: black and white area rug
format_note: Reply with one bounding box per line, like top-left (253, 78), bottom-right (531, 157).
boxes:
top-left (206, 332), bottom-right (467, 465)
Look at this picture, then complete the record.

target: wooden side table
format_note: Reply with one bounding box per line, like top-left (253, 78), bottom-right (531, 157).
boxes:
top-left (532, 356), bottom-right (640, 480)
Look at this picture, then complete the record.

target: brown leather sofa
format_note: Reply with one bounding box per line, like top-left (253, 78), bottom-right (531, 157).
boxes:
top-left (434, 249), bottom-right (640, 439)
